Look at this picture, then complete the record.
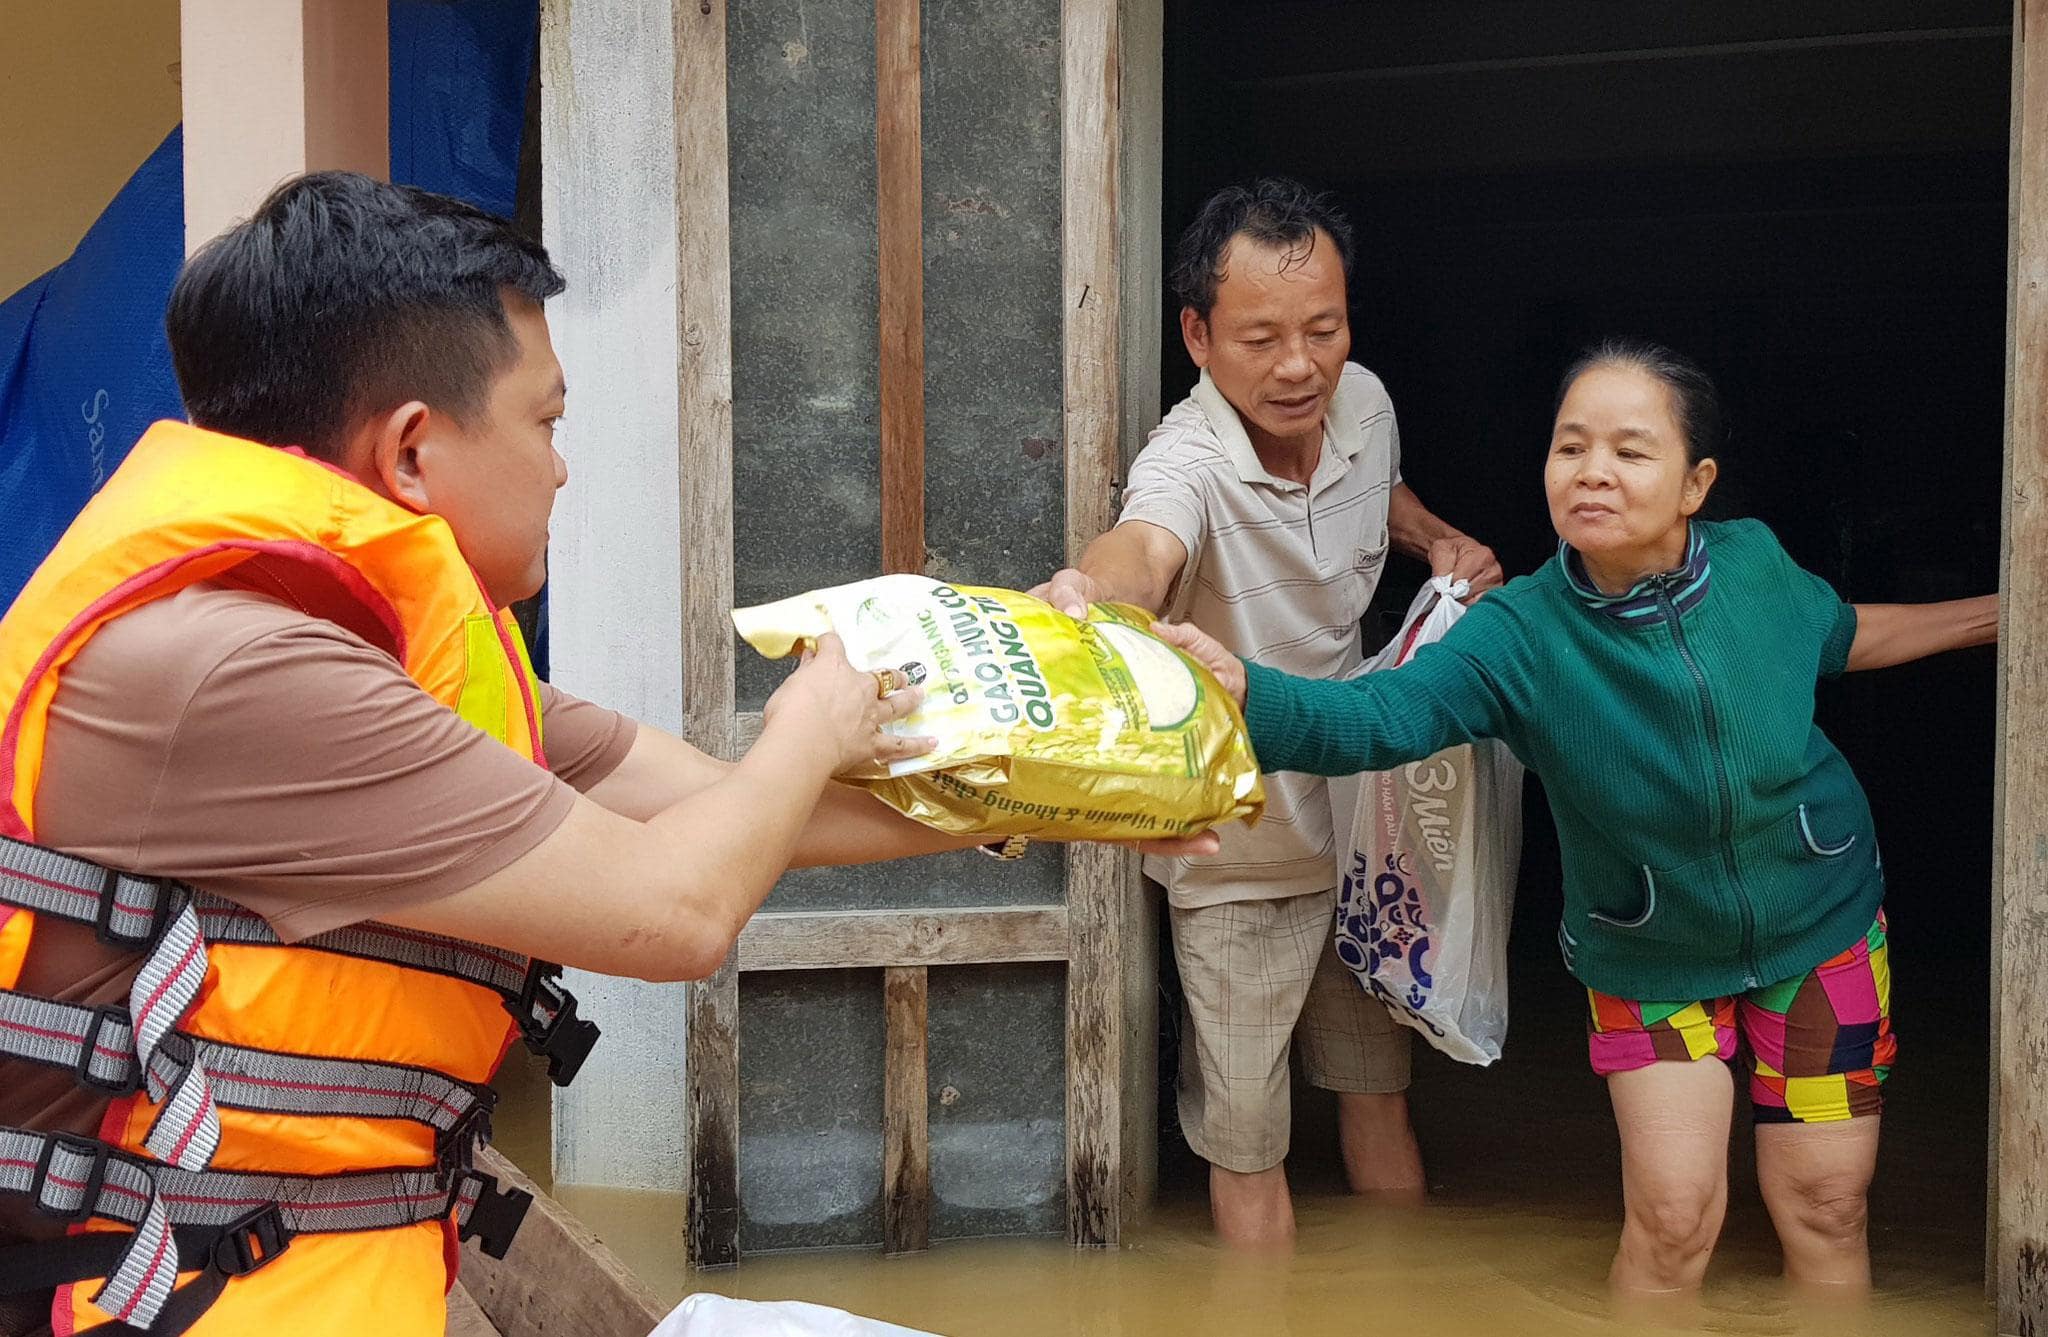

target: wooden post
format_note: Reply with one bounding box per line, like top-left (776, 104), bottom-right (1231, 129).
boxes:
top-left (180, 0), bottom-right (388, 252)
top-left (1116, 0), bottom-right (1166, 1227)
top-left (882, 966), bottom-right (931, 1255)
top-left (877, 0), bottom-right (927, 576)
top-left (1061, 0), bottom-right (1125, 1250)
top-left (1997, 3), bottom-right (2048, 1330)
top-left (678, 0), bottom-right (742, 1273)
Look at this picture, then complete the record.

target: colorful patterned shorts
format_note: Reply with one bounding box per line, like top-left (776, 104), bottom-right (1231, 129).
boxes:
top-left (1585, 912), bottom-right (1894, 1123)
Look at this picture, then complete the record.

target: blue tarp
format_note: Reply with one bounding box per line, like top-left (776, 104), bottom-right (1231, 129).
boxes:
top-left (0, 1), bottom-right (539, 612)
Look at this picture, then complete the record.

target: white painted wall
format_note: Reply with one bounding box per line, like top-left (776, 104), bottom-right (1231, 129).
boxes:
top-left (539, 0), bottom-right (688, 1192)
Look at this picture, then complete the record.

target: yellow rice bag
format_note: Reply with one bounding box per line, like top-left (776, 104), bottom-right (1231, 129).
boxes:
top-left (731, 575), bottom-right (1264, 841)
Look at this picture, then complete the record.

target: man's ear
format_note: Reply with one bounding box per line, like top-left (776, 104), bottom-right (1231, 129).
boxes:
top-left (1180, 306), bottom-right (1212, 369)
top-left (366, 401), bottom-right (436, 512)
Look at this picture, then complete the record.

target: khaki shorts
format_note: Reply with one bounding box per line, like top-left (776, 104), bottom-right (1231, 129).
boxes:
top-left (1171, 887), bottom-right (1412, 1174)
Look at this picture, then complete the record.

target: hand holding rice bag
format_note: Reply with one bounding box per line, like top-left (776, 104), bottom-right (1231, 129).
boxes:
top-left (732, 575), bottom-right (1264, 841)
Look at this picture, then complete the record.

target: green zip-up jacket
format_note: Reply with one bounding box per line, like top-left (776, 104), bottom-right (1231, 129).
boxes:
top-left (1241, 518), bottom-right (1881, 1001)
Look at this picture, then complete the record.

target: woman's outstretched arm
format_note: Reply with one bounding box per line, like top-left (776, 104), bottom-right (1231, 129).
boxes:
top-left (1845, 596), bottom-right (1998, 672)
top-left (1151, 619), bottom-right (1514, 778)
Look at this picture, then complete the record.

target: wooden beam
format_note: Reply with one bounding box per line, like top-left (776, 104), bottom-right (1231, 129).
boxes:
top-left (677, 0), bottom-right (738, 764)
top-left (1118, 0), bottom-right (1165, 479)
top-left (1064, 843), bottom-right (1123, 1249)
top-left (1061, 0), bottom-right (1125, 1251)
top-left (1992, 2), bottom-right (2024, 1300)
top-left (445, 1283), bottom-right (498, 1337)
top-left (685, 956), bottom-right (741, 1270)
top-left (677, 0), bottom-right (741, 1274)
top-left (737, 906), bottom-right (1070, 971)
top-left (180, 0), bottom-right (388, 252)
top-left (877, 0), bottom-right (927, 575)
top-left (1998, 4), bottom-right (2048, 1329)
top-left (1060, 0), bottom-right (1122, 562)
top-left (1117, 0), bottom-right (1166, 1229)
top-left (458, 1146), bottom-right (667, 1337)
top-left (883, 966), bottom-right (931, 1255)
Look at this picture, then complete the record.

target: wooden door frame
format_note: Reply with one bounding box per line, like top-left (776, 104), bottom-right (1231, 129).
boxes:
top-left (1996, 4), bottom-right (2048, 1333)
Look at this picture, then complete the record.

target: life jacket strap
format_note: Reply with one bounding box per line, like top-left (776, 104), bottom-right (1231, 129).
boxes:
top-left (0, 989), bottom-right (497, 1134)
top-left (0, 1124), bottom-right (531, 1331)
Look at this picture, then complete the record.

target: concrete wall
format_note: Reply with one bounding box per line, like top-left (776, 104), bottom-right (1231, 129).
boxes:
top-left (0, 1), bottom-right (182, 296)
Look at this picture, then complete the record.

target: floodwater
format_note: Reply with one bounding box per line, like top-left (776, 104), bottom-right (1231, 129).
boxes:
top-left (496, 969), bottom-right (1995, 1336)
top-left (552, 1184), bottom-right (1988, 1337)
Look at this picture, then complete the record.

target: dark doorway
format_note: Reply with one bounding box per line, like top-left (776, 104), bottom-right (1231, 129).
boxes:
top-left (1157, 0), bottom-right (2009, 1284)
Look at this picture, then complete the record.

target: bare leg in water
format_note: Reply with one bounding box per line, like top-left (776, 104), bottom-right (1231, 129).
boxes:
top-left (1606, 1058), bottom-right (1736, 1296)
top-left (1211, 1091), bottom-right (1425, 1250)
top-left (1755, 1116), bottom-right (1879, 1296)
top-left (1338, 1090), bottom-right (1426, 1200)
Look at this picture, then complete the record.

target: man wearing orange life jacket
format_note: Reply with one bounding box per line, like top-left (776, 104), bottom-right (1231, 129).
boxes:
top-left (0, 173), bottom-right (1215, 1336)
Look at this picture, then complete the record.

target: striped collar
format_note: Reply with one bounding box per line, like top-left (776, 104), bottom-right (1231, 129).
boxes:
top-left (1560, 524), bottom-right (1711, 625)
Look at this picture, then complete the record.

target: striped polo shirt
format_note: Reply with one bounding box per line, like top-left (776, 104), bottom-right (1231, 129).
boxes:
top-left (1121, 362), bottom-right (1402, 908)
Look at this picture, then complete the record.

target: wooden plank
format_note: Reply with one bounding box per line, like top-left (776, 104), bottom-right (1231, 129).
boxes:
top-left (738, 905), bottom-right (1070, 971)
top-left (1118, 0), bottom-right (1164, 477)
top-left (2002, 2), bottom-right (2048, 1328)
top-left (1064, 842), bottom-right (1123, 1249)
top-left (1999, 5), bottom-right (2048, 1330)
top-left (883, 965), bottom-right (931, 1255)
top-left (444, 1283), bottom-right (499, 1337)
top-left (1060, 0), bottom-right (1122, 562)
top-left (1061, 0), bottom-right (1124, 1251)
top-left (1992, 2), bottom-right (2025, 1300)
top-left (677, 0), bottom-right (737, 762)
top-left (458, 1146), bottom-right (667, 1337)
top-left (1116, 0), bottom-right (1165, 1229)
top-left (677, 0), bottom-right (741, 1274)
top-left (877, 0), bottom-right (927, 575)
top-left (686, 956), bottom-right (741, 1270)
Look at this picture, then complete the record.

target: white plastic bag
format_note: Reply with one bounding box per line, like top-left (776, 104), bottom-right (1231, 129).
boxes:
top-left (650, 1293), bottom-right (939, 1337)
top-left (1334, 575), bottom-right (1524, 1065)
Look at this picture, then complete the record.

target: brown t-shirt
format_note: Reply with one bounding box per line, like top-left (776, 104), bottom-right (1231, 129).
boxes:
top-left (0, 582), bottom-right (634, 1278)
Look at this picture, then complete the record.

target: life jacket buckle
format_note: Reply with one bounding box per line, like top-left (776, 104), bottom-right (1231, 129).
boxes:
top-left (31, 1132), bottom-right (109, 1224)
top-left (211, 1204), bottom-right (291, 1277)
top-left (92, 867), bottom-right (172, 950)
top-left (75, 1003), bottom-right (142, 1095)
top-left (510, 961), bottom-right (599, 1086)
top-left (456, 1172), bottom-right (532, 1261)
top-left (435, 1092), bottom-right (498, 1172)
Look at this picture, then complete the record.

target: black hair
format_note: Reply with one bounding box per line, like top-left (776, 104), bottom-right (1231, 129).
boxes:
top-left (1555, 337), bottom-right (1724, 466)
top-left (1169, 176), bottom-right (1355, 320)
top-left (166, 171), bottom-right (565, 459)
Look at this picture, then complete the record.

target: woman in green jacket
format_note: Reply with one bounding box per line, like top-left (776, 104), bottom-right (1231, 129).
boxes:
top-left (1157, 339), bottom-right (1998, 1298)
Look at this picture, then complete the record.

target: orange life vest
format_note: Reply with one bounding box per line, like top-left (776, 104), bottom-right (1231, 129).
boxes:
top-left (0, 422), bottom-right (595, 1334)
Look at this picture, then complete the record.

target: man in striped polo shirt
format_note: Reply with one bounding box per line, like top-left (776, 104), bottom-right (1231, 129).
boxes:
top-left (1037, 178), bottom-right (1502, 1249)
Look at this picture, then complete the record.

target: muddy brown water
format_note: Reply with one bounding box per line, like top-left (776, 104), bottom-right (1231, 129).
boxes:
top-left (495, 971), bottom-right (1993, 1336)
top-left (550, 1185), bottom-right (1986, 1336)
